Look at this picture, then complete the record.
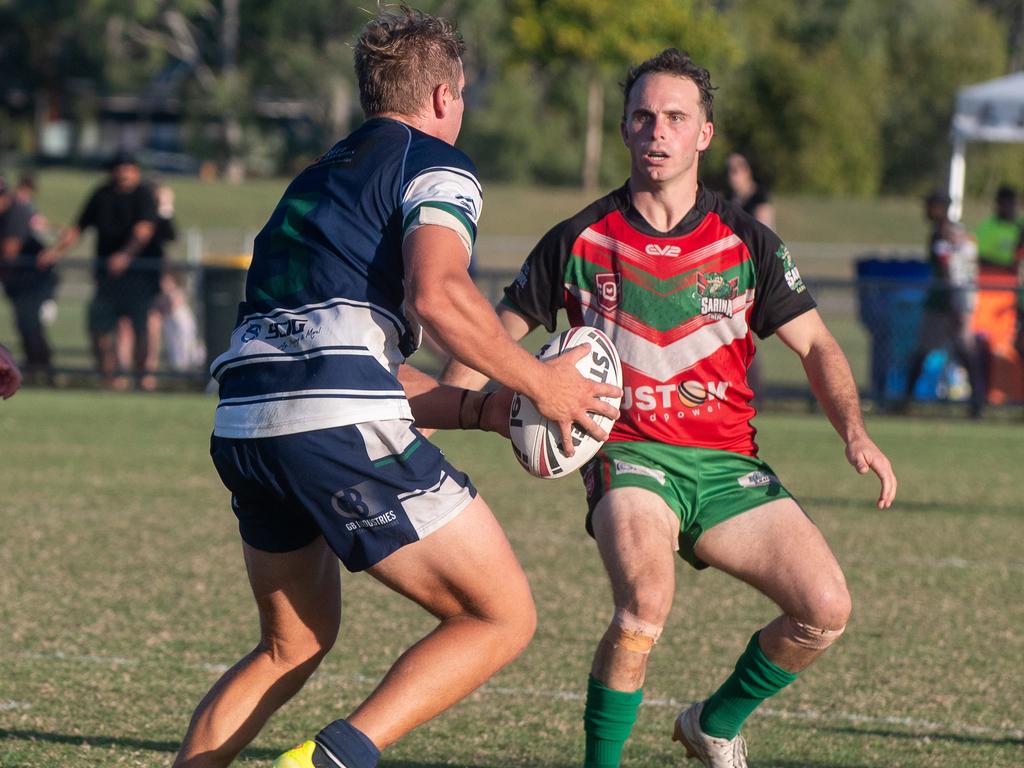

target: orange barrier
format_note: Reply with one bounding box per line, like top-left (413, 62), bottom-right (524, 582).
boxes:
top-left (971, 268), bottom-right (1023, 404)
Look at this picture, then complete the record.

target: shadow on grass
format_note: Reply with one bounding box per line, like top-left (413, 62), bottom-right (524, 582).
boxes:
top-left (810, 723), bottom-right (1024, 748)
top-left (0, 728), bottom-right (192, 755)
top-left (0, 728), bottom-right (576, 768)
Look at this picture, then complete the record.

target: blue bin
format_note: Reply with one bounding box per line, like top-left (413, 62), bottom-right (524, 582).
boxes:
top-left (855, 257), bottom-right (931, 402)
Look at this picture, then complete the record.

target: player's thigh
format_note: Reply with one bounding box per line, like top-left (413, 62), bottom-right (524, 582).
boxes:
top-left (367, 493), bottom-right (534, 627)
top-left (243, 536), bottom-right (341, 659)
top-left (590, 487), bottom-right (679, 622)
top-left (695, 498), bottom-right (850, 627)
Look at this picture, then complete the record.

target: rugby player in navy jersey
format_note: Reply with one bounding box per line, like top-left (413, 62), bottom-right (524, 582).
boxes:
top-left (444, 49), bottom-right (896, 768)
top-left (171, 8), bottom-right (619, 768)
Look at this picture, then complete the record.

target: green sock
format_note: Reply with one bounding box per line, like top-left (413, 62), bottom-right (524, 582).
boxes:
top-left (699, 631), bottom-right (798, 739)
top-left (583, 675), bottom-right (643, 768)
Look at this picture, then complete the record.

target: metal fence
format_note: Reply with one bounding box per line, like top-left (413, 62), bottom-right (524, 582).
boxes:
top-left (2, 244), bottom-right (1021, 408)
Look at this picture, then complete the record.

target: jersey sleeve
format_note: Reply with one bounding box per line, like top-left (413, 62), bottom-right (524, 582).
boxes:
top-left (400, 161), bottom-right (482, 263)
top-left (76, 190), bottom-right (100, 231)
top-left (137, 185), bottom-right (159, 225)
top-left (748, 228), bottom-right (817, 339)
top-left (501, 222), bottom-right (572, 332)
top-left (4, 202), bottom-right (33, 244)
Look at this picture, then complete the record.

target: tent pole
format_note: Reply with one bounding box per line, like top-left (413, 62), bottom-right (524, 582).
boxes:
top-left (948, 132), bottom-right (967, 223)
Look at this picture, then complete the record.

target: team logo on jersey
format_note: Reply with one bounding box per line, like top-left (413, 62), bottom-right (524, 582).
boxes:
top-left (696, 271), bottom-right (739, 318)
top-left (645, 243), bottom-right (682, 257)
top-left (613, 459), bottom-right (666, 485)
top-left (622, 381), bottom-right (729, 421)
top-left (454, 193), bottom-right (479, 220)
top-left (737, 470), bottom-right (780, 488)
top-left (775, 245), bottom-right (806, 293)
top-left (241, 323), bottom-right (261, 343)
top-left (595, 272), bottom-right (621, 311)
top-left (677, 380), bottom-right (729, 407)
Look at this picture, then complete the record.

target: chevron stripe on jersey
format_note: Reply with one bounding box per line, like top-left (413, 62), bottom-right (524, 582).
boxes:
top-left (503, 183), bottom-right (816, 455)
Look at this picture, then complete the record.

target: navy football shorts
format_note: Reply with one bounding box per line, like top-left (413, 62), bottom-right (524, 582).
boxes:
top-left (210, 420), bottom-right (477, 572)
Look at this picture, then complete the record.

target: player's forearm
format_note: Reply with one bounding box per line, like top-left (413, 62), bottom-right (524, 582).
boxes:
top-left (398, 364), bottom-right (497, 431)
top-left (122, 221), bottom-right (156, 258)
top-left (801, 337), bottom-right (867, 444)
top-left (412, 276), bottom-right (547, 400)
top-left (440, 305), bottom-right (533, 391)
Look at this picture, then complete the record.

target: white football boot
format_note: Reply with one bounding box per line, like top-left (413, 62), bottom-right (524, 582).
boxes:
top-left (672, 701), bottom-right (748, 768)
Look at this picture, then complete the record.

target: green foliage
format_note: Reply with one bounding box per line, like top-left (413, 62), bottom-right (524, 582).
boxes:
top-left (872, 0), bottom-right (1008, 191)
top-left (1, 0), bottom-right (1022, 193)
top-left (510, 0), bottom-right (730, 71)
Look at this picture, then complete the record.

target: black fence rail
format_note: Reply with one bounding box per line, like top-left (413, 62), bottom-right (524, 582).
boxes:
top-left (2, 254), bottom-right (1021, 409)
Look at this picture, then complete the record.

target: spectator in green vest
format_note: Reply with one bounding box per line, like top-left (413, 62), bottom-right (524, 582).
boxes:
top-left (975, 185), bottom-right (1020, 273)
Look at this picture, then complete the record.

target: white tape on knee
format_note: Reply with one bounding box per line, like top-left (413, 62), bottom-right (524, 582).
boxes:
top-left (783, 616), bottom-right (846, 650)
top-left (611, 608), bottom-right (664, 654)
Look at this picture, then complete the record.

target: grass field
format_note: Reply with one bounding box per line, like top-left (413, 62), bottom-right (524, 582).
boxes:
top-left (13, 169), bottom-right (998, 248)
top-left (1, 391), bottom-right (1021, 767)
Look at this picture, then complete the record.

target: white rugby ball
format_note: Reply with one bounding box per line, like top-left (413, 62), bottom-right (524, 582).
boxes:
top-left (509, 326), bottom-right (622, 479)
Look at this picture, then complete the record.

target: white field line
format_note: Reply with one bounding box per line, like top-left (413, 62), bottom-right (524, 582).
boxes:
top-left (11, 654), bottom-right (1024, 742)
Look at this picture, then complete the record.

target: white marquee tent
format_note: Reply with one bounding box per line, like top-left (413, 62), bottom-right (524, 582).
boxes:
top-left (948, 71), bottom-right (1024, 221)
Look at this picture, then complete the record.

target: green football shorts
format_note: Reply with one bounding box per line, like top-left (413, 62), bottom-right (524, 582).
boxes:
top-left (581, 441), bottom-right (795, 569)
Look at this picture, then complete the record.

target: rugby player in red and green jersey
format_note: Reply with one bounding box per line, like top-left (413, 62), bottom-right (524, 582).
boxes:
top-left (443, 49), bottom-right (897, 768)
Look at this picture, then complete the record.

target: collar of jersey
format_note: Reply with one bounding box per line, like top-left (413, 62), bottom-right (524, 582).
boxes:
top-left (617, 181), bottom-right (711, 238)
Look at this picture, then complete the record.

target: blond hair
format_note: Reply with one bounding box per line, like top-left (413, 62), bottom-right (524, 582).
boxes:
top-left (355, 5), bottom-right (464, 117)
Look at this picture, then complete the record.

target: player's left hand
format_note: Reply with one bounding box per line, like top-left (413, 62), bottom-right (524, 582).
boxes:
top-left (845, 433), bottom-right (897, 510)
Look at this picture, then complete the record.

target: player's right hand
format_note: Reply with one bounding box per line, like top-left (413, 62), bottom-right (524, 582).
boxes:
top-left (531, 346), bottom-right (621, 455)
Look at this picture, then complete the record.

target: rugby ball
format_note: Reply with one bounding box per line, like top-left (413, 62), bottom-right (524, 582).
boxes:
top-left (509, 326), bottom-right (622, 479)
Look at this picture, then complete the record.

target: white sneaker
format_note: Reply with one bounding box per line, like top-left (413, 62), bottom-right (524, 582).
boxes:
top-left (672, 701), bottom-right (748, 768)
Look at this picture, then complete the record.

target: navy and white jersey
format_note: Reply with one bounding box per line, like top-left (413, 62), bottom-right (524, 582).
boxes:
top-left (211, 118), bottom-right (482, 438)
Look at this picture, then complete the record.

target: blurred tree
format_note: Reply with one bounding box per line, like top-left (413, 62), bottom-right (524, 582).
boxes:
top-left (718, 0), bottom-right (1007, 195)
top-left (508, 0), bottom-right (732, 191)
top-left (870, 0), bottom-right (1006, 191)
top-left (714, 0), bottom-right (887, 194)
top-left (0, 0), bottom-right (106, 156)
top-left (978, 0), bottom-right (1024, 71)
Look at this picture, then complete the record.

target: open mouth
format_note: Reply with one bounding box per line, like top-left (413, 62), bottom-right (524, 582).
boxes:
top-left (645, 150), bottom-right (669, 160)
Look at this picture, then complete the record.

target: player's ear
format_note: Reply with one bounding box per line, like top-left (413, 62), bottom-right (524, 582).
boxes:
top-left (697, 120), bottom-right (714, 152)
top-left (620, 119), bottom-right (629, 146)
top-left (432, 81), bottom-right (449, 119)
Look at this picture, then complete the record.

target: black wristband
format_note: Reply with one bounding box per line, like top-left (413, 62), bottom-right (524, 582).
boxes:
top-left (457, 388), bottom-right (470, 429)
top-left (475, 390), bottom-right (495, 431)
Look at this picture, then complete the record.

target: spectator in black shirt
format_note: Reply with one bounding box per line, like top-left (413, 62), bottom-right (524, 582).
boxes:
top-left (727, 152), bottom-right (775, 229)
top-left (41, 152), bottom-right (161, 389)
top-left (0, 176), bottom-right (56, 383)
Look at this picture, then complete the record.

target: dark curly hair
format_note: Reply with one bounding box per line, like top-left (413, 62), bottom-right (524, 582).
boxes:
top-left (621, 48), bottom-right (716, 123)
top-left (355, 5), bottom-right (465, 117)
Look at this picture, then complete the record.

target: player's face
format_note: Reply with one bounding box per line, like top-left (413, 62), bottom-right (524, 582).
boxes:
top-left (621, 73), bottom-right (713, 187)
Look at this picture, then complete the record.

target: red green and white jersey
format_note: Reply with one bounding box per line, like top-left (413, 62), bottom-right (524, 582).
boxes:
top-left (502, 183), bottom-right (815, 456)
